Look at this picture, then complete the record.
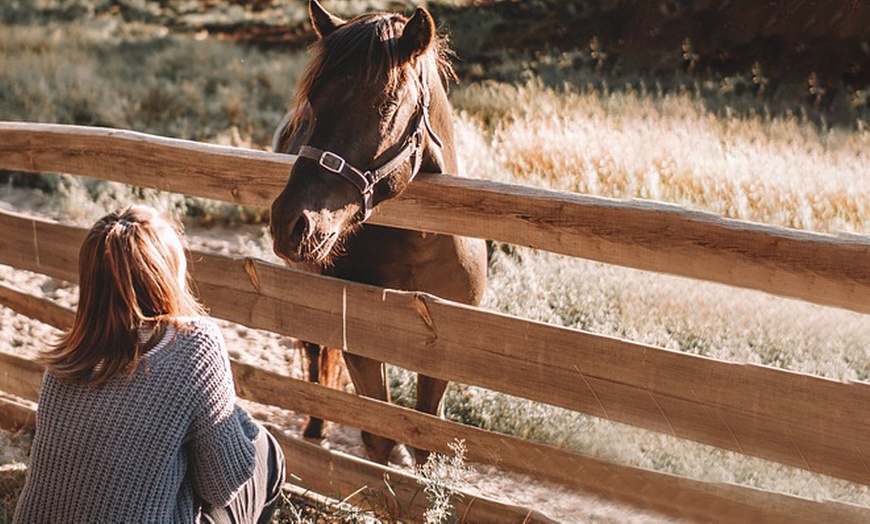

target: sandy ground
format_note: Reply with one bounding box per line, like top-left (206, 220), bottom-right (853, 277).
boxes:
top-left (0, 191), bottom-right (678, 523)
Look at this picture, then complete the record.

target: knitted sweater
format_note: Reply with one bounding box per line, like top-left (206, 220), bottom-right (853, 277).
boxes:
top-left (14, 317), bottom-right (258, 524)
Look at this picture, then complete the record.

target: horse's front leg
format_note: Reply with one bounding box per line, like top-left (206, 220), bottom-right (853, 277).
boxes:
top-left (414, 374), bottom-right (449, 464)
top-left (299, 341), bottom-right (342, 439)
top-left (343, 352), bottom-right (396, 464)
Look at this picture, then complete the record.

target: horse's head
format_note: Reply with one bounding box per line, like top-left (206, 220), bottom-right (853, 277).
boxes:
top-left (270, 0), bottom-right (454, 265)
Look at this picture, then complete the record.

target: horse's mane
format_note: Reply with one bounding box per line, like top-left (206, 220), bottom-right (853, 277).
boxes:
top-left (287, 12), bottom-right (455, 138)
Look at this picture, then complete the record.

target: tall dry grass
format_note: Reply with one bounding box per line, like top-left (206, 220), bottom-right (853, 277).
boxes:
top-left (452, 79), bottom-right (870, 234)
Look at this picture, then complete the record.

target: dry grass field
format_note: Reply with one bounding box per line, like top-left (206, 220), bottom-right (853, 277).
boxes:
top-left (438, 82), bottom-right (870, 508)
top-left (2, 1), bottom-right (870, 521)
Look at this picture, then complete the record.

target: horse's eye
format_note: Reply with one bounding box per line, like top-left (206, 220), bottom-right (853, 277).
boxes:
top-left (379, 98), bottom-right (399, 116)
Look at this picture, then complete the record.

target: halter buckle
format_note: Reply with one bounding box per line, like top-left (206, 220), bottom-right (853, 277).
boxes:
top-left (318, 151), bottom-right (346, 174)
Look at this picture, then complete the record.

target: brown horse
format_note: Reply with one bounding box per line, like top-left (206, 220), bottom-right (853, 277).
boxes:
top-left (269, 0), bottom-right (487, 464)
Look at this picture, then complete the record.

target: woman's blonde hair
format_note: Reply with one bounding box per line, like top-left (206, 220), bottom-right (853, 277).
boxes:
top-left (40, 205), bottom-right (205, 386)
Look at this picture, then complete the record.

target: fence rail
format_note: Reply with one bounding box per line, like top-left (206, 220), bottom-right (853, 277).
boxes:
top-left (1, 283), bottom-right (867, 524)
top-left (1, 122), bottom-right (869, 314)
top-left (3, 206), bottom-right (870, 486)
top-left (2, 122), bottom-right (870, 522)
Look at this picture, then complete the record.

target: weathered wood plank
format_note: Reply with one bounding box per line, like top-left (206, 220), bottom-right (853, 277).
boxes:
top-left (388, 176), bottom-right (870, 315)
top-left (0, 351), bottom-right (43, 404)
top-left (268, 427), bottom-right (560, 524)
top-left (0, 340), bottom-right (865, 524)
top-left (0, 207), bottom-right (81, 284)
top-left (1, 122), bottom-right (869, 313)
top-left (2, 208), bottom-right (869, 486)
top-left (237, 364), bottom-right (870, 524)
top-left (0, 281), bottom-right (74, 331)
top-left (194, 252), bottom-right (870, 485)
top-left (0, 122), bottom-right (286, 210)
top-left (0, 394), bottom-right (36, 433)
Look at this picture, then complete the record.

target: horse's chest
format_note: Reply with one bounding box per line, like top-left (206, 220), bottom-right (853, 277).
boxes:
top-left (330, 227), bottom-right (485, 305)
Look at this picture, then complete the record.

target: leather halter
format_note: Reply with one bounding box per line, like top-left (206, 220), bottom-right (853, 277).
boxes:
top-left (295, 70), bottom-right (444, 221)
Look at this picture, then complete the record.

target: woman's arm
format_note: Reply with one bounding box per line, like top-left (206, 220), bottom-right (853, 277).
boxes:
top-left (184, 319), bottom-right (257, 507)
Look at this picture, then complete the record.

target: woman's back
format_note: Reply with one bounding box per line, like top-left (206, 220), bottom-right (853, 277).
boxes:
top-left (14, 205), bottom-right (282, 523)
top-left (14, 318), bottom-right (258, 523)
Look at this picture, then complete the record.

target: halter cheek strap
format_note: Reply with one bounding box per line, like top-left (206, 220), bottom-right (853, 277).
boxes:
top-left (295, 70), bottom-right (443, 221)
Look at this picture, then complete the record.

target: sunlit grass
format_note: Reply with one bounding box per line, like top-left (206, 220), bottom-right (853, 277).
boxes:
top-left (0, 24), bottom-right (303, 144)
top-left (452, 80), bottom-right (870, 234)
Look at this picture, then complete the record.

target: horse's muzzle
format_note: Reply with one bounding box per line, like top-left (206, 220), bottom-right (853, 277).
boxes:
top-left (271, 206), bottom-right (346, 266)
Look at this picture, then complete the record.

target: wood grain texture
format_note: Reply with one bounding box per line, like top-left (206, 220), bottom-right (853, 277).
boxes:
top-left (0, 122), bottom-right (287, 210)
top-left (0, 395), bottom-right (36, 433)
top-left (0, 281), bottom-right (74, 331)
top-left (0, 351), bottom-right (43, 405)
top-left (395, 177), bottom-right (870, 314)
top-left (269, 428), bottom-right (560, 524)
top-left (1, 122), bottom-right (869, 313)
top-left (2, 208), bottom-right (869, 487)
top-left (237, 364), bottom-right (870, 524)
top-left (0, 341), bottom-right (865, 524)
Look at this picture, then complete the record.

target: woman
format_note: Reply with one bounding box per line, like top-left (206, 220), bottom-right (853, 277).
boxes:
top-left (14, 205), bottom-right (285, 523)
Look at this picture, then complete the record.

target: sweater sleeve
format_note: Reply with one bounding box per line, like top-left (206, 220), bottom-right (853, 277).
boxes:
top-left (184, 319), bottom-right (257, 508)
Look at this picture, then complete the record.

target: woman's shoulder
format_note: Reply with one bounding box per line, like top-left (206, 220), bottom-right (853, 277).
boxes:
top-left (150, 316), bottom-right (225, 364)
top-left (174, 316), bottom-right (222, 337)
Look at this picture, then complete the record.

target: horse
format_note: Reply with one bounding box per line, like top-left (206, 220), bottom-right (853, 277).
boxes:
top-left (269, 0), bottom-right (487, 464)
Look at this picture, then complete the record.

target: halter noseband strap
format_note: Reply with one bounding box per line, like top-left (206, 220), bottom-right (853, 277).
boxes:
top-left (295, 71), bottom-right (443, 221)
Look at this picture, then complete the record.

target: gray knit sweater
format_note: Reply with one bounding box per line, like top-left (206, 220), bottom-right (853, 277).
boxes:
top-left (14, 317), bottom-right (258, 523)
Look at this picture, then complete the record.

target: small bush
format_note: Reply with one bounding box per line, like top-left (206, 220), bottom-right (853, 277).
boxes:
top-left (415, 440), bottom-right (468, 524)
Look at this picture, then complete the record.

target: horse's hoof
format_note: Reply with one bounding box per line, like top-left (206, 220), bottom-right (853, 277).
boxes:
top-left (363, 444), bottom-right (392, 465)
top-left (362, 432), bottom-right (395, 465)
top-left (389, 443), bottom-right (414, 467)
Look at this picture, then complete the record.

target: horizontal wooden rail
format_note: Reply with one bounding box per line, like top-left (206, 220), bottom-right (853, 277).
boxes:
top-left (3, 208), bottom-right (870, 487)
top-left (1, 122), bottom-right (869, 314)
top-left (0, 281), bottom-right (74, 331)
top-left (269, 427), bottom-right (559, 524)
top-left (1, 291), bottom-right (867, 524)
top-left (0, 394), bottom-right (36, 433)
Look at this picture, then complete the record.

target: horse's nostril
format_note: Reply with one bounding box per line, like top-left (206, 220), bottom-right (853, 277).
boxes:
top-left (291, 213), bottom-right (310, 242)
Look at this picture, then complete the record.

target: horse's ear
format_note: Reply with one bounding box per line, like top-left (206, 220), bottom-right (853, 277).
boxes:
top-left (399, 7), bottom-right (435, 62)
top-left (310, 0), bottom-right (345, 39)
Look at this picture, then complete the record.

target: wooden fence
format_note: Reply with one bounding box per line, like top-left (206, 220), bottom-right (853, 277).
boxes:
top-left (1, 122), bottom-right (870, 523)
